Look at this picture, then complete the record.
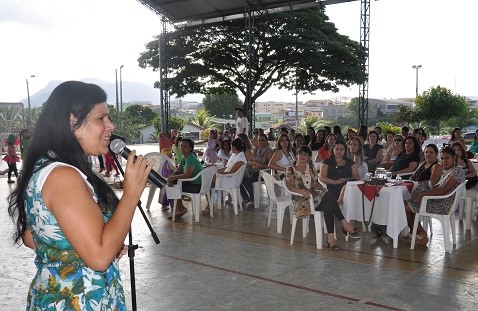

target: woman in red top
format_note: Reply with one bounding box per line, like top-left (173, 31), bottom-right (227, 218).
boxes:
top-left (315, 134), bottom-right (336, 162)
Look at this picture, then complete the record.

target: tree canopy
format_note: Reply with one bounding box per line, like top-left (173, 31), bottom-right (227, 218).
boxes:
top-left (138, 8), bottom-right (363, 106)
top-left (202, 93), bottom-right (242, 118)
top-left (396, 86), bottom-right (469, 134)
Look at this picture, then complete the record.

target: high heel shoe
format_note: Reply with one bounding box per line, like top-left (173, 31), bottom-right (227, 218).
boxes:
top-left (342, 226), bottom-right (361, 238)
top-left (327, 241), bottom-right (340, 251)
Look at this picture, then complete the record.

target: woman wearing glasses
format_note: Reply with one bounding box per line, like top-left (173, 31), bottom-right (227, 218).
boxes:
top-left (285, 145), bottom-right (360, 251)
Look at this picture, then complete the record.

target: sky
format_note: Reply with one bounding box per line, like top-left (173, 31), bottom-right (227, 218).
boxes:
top-left (1, 0), bottom-right (477, 106)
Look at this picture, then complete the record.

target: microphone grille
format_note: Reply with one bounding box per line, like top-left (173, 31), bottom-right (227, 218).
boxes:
top-left (110, 139), bottom-right (125, 154)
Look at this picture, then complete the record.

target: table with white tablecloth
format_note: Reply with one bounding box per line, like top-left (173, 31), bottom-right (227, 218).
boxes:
top-left (343, 181), bottom-right (413, 248)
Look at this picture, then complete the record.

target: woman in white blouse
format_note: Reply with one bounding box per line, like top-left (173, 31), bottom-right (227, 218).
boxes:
top-left (268, 133), bottom-right (296, 179)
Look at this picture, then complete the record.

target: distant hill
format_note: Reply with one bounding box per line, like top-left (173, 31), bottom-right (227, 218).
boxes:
top-left (23, 79), bottom-right (161, 108)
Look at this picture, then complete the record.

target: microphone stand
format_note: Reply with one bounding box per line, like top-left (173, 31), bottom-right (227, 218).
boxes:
top-left (109, 147), bottom-right (160, 311)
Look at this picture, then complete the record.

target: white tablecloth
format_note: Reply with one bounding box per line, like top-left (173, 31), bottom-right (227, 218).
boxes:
top-left (343, 183), bottom-right (412, 248)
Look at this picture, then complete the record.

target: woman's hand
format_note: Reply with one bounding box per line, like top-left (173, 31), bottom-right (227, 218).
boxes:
top-left (301, 188), bottom-right (311, 198)
top-left (167, 175), bottom-right (176, 185)
top-left (116, 245), bottom-right (128, 259)
top-left (123, 151), bottom-right (154, 199)
top-left (336, 178), bottom-right (349, 184)
top-left (412, 192), bottom-right (425, 203)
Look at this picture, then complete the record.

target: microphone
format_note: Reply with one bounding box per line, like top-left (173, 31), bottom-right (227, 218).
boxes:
top-left (110, 139), bottom-right (166, 188)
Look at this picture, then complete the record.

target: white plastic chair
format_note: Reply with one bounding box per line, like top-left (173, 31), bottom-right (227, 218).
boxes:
top-left (173, 166), bottom-right (217, 222)
top-left (261, 171), bottom-right (293, 234)
top-left (144, 152), bottom-right (176, 210)
top-left (252, 168), bottom-right (270, 209)
top-left (283, 179), bottom-right (330, 250)
top-left (410, 181), bottom-right (467, 252)
top-left (357, 162), bottom-right (368, 180)
top-left (461, 188), bottom-right (477, 230)
top-left (212, 164), bottom-right (246, 215)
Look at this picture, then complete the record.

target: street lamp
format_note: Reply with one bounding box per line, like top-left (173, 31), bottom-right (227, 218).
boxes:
top-left (25, 74), bottom-right (35, 126)
top-left (119, 65), bottom-right (124, 112)
top-left (412, 65), bottom-right (422, 98)
top-left (115, 69), bottom-right (119, 112)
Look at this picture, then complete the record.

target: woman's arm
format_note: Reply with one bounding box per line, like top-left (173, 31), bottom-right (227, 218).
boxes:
top-left (319, 163), bottom-right (349, 185)
top-left (350, 164), bottom-right (361, 180)
top-left (392, 159), bottom-right (419, 176)
top-left (285, 168), bottom-right (310, 198)
top-left (371, 148), bottom-right (383, 163)
top-left (353, 154), bottom-right (363, 167)
top-left (429, 163), bottom-right (443, 187)
top-left (465, 159), bottom-right (477, 178)
top-left (168, 164), bottom-right (195, 183)
top-left (412, 175), bottom-right (459, 203)
top-left (268, 150), bottom-right (286, 172)
top-left (22, 228), bottom-right (34, 249)
top-left (43, 151), bottom-right (152, 271)
top-left (218, 161), bottom-right (244, 174)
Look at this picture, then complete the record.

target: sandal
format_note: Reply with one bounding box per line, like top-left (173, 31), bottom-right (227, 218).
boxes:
top-left (405, 234), bottom-right (428, 245)
top-left (201, 207), bottom-right (210, 215)
top-left (327, 241), bottom-right (340, 251)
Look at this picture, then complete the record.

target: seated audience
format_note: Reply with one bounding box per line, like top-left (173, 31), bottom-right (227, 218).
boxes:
top-left (285, 145), bottom-right (360, 251)
top-left (347, 136), bottom-right (366, 179)
top-left (390, 136), bottom-right (421, 178)
top-left (319, 140), bottom-right (360, 201)
top-left (167, 139), bottom-right (203, 219)
top-left (468, 129), bottom-right (478, 154)
top-left (218, 138), bottom-right (232, 165)
top-left (315, 134), bottom-right (336, 162)
top-left (449, 127), bottom-right (465, 146)
top-left (240, 133), bottom-right (273, 207)
top-left (292, 133), bottom-right (304, 155)
top-left (203, 138), bottom-right (247, 215)
top-left (380, 134), bottom-right (404, 170)
top-left (363, 130), bottom-right (383, 173)
top-left (451, 142), bottom-right (477, 189)
top-left (404, 146), bottom-right (465, 245)
top-left (409, 144), bottom-right (442, 187)
top-left (268, 133), bottom-right (295, 179)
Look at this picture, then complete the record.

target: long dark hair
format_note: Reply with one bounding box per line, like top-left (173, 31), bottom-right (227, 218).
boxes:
top-left (8, 81), bottom-right (119, 244)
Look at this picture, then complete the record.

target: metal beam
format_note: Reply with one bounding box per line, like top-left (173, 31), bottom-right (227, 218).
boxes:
top-left (358, 0), bottom-right (370, 128)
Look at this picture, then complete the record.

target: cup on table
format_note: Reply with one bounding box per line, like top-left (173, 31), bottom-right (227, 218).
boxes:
top-left (386, 171), bottom-right (392, 181)
top-left (365, 173), bottom-right (372, 182)
top-left (396, 175), bottom-right (402, 183)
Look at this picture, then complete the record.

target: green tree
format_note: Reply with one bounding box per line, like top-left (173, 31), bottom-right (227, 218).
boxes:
top-left (138, 8), bottom-right (362, 109)
top-left (415, 86), bottom-right (468, 134)
top-left (202, 92), bottom-right (242, 118)
top-left (189, 108), bottom-right (213, 128)
top-left (124, 105), bottom-right (158, 127)
top-left (300, 115), bottom-right (321, 133)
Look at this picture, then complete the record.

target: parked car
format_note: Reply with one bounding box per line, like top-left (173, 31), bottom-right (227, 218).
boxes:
top-left (463, 132), bottom-right (476, 141)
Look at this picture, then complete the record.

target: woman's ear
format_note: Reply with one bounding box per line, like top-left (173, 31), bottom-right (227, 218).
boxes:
top-left (70, 114), bottom-right (78, 127)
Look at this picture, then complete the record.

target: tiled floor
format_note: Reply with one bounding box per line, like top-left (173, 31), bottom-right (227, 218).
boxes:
top-left (1, 144), bottom-right (478, 310)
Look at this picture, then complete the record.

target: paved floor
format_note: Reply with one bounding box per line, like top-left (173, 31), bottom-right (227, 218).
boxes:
top-left (1, 144), bottom-right (478, 310)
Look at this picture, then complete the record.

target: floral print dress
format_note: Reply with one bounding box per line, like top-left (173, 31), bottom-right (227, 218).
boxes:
top-left (25, 160), bottom-right (126, 310)
top-left (285, 163), bottom-right (326, 218)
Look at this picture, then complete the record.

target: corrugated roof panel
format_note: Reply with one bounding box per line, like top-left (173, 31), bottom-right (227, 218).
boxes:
top-left (137, 0), bottom-right (357, 23)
